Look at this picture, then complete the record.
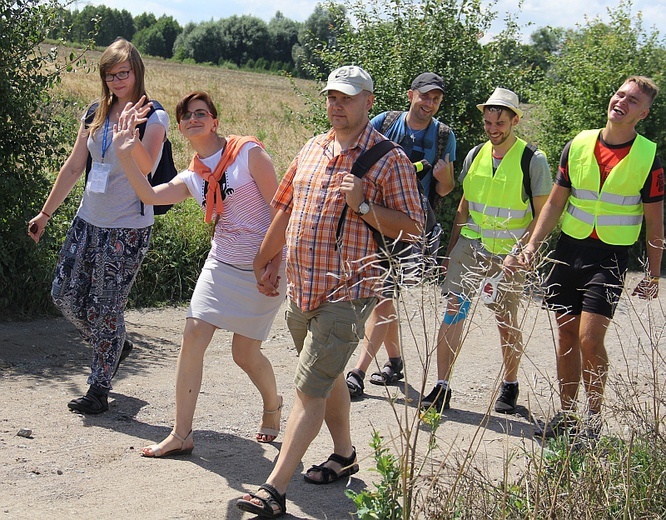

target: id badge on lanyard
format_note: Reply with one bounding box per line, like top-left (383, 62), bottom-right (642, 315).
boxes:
top-left (88, 117), bottom-right (112, 194)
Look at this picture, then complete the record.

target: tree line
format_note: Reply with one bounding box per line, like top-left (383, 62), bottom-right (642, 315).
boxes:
top-left (47, 3), bottom-right (346, 77)
top-left (47, 2), bottom-right (568, 79)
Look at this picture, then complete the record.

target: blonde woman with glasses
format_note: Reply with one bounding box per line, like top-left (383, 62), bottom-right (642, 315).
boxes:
top-left (28, 37), bottom-right (169, 415)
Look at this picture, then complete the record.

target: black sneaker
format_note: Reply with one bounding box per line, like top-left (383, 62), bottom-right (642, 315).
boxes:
top-left (494, 382), bottom-right (519, 413)
top-left (579, 413), bottom-right (603, 445)
top-left (421, 384), bottom-right (451, 412)
top-left (112, 339), bottom-right (134, 378)
top-left (543, 411), bottom-right (580, 439)
top-left (68, 385), bottom-right (109, 414)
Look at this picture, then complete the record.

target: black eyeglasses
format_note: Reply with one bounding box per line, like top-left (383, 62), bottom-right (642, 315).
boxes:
top-left (104, 70), bottom-right (132, 82)
top-left (181, 109), bottom-right (213, 121)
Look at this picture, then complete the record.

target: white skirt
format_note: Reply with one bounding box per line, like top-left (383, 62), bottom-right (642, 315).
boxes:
top-left (187, 256), bottom-right (286, 341)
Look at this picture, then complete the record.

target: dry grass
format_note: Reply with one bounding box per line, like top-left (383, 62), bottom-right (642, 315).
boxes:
top-left (53, 47), bottom-right (317, 176)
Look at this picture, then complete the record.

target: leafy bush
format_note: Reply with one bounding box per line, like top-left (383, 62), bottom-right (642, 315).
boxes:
top-left (529, 5), bottom-right (666, 161)
top-left (346, 431), bottom-right (403, 520)
top-left (0, 0), bottom-right (83, 315)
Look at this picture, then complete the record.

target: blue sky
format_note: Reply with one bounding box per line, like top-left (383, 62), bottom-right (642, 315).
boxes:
top-left (73, 0), bottom-right (664, 41)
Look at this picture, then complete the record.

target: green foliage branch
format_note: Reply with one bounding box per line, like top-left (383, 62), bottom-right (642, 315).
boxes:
top-left (0, 0), bottom-right (88, 315)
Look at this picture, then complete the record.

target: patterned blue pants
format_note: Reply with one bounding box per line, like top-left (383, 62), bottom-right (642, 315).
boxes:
top-left (51, 217), bottom-right (151, 391)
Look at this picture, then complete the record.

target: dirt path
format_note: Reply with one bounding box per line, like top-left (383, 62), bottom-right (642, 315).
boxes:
top-left (1, 275), bottom-right (663, 519)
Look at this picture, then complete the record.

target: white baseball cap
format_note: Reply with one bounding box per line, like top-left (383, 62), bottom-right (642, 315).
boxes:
top-left (320, 66), bottom-right (374, 96)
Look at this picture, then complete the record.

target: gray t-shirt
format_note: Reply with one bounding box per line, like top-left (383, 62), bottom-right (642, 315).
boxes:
top-left (77, 109), bottom-right (170, 228)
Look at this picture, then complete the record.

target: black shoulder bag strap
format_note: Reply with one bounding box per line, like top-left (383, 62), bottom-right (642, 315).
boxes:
top-left (335, 140), bottom-right (399, 249)
top-left (521, 143), bottom-right (537, 214)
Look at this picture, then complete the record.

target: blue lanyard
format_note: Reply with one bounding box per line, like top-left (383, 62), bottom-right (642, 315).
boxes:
top-left (101, 117), bottom-right (111, 160)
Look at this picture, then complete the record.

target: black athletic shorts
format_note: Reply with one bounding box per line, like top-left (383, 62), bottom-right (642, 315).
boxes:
top-left (544, 234), bottom-right (629, 319)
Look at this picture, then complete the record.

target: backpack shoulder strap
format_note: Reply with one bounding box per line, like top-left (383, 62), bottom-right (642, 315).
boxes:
top-left (84, 102), bottom-right (100, 183)
top-left (379, 111), bottom-right (403, 135)
top-left (434, 121), bottom-right (451, 161)
top-left (429, 120), bottom-right (451, 204)
top-left (84, 102), bottom-right (99, 128)
top-left (521, 142), bottom-right (537, 203)
top-left (137, 102), bottom-right (158, 140)
top-left (469, 143), bottom-right (484, 164)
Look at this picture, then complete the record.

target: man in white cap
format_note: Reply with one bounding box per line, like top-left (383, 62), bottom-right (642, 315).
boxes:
top-left (346, 71), bottom-right (457, 399)
top-left (237, 65), bottom-right (424, 517)
top-left (421, 87), bottom-right (552, 414)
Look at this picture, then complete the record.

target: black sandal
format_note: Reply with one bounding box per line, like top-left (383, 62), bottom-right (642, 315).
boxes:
top-left (236, 483), bottom-right (286, 518)
top-left (346, 370), bottom-right (365, 398)
top-left (369, 360), bottom-right (404, 386)
top-left (303, 447), bottom-right (359, 485)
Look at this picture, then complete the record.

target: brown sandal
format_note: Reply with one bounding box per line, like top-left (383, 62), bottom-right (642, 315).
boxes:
top-left (256, 395), bottom-right (283, 443)
top-left (141, 430), bottom-right (194, 458)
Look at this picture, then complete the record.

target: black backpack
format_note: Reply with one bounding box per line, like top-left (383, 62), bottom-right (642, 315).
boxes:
top-left (380, 110), bottom-right (451, 208)
top-left (335, 140), bottom-right (443, 285)
top-left (84, 100), bottom-right (178, 215)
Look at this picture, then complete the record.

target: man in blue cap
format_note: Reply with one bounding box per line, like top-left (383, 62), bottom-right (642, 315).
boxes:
top-left (346, 72), bottom-right (457, 399)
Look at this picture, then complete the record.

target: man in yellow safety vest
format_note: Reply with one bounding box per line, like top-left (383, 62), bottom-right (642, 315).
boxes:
top-left (421, 87), bottom-right (552, 414)
top-left (514, 76), bottom-right (664, 442)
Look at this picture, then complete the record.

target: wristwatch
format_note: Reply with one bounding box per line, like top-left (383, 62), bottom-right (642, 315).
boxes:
top-left (356, 199), bottom-right (371, 216)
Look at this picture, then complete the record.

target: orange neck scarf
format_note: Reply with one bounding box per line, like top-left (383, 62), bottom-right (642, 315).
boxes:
top-left (188, 135), bottom-right (263, 223)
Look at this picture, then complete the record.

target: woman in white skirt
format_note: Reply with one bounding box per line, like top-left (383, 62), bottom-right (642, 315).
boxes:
top-left (113, 91), bottom-right (286, 456)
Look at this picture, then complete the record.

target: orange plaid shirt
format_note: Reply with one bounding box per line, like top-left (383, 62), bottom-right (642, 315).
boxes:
top-left (273, 123), bottom-right (425, 311)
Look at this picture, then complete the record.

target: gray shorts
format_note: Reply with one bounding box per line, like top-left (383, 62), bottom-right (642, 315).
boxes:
top-left (285, 297), bottom-right (376, 398)
top-left (441, 236), bottom-right (524, 316)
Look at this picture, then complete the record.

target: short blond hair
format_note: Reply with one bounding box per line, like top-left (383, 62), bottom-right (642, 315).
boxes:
top-left (625, 76), bottom-right (659, 106)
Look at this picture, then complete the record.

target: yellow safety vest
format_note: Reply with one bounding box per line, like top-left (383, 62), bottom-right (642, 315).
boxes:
top-left (461, 138), bottom-right (533, 254)
top-left (561, 129), bottom-right (655, 245)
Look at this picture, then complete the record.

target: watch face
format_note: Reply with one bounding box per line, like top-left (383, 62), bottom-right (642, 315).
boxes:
top-left (359, 201), bottom-right (370, 215)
